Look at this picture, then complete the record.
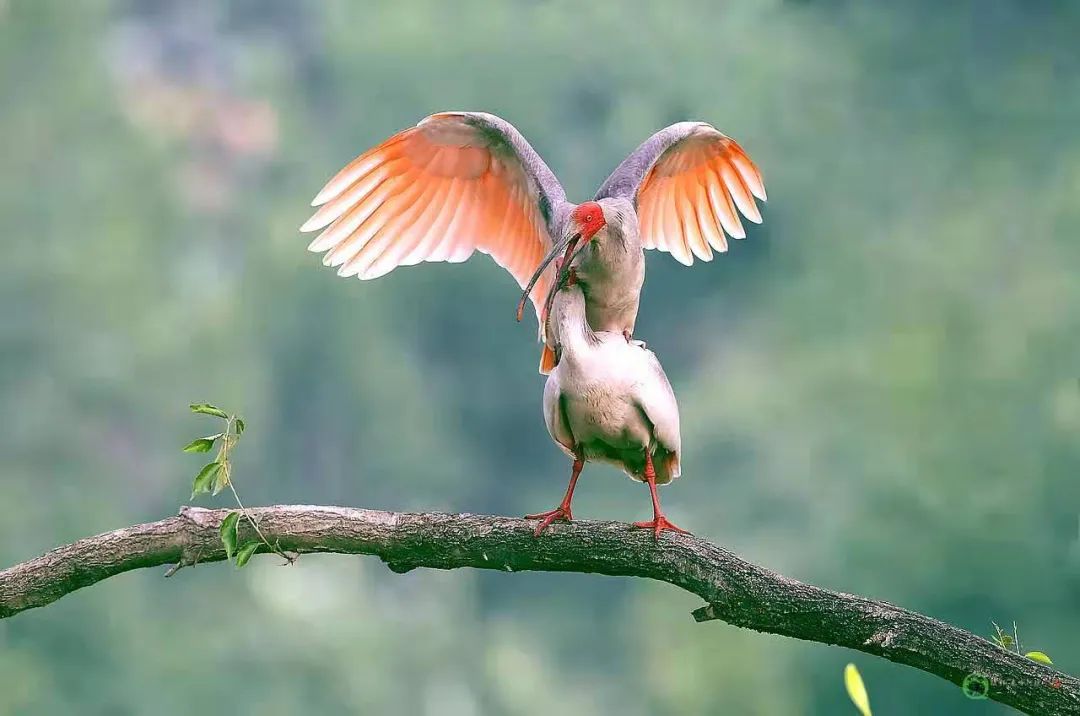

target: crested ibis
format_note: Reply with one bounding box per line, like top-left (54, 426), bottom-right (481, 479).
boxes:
top-left (529, 279), bottom-right (685, 539)
top-left (300, 111), bottom-right (766, 372)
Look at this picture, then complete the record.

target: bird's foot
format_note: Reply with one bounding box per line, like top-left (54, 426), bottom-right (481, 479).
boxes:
top-left (526, 505), bottom-right (573, 536)
top-left (632, 514), bottom-right (690, 541)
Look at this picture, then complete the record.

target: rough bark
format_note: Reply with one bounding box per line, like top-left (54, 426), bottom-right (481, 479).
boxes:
top-left (0, 506), bottom-right (1074, 714)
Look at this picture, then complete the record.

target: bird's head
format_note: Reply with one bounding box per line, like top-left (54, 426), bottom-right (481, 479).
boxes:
top-left (515, 201), bottom-right (607, 323)
top-left (570, 201), bottom-right (608, 245)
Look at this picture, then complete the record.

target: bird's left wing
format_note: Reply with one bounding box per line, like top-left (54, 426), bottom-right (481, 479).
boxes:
top-left (302, 111), bottom-right (567, 328)
top-left (594, 122), bottom-right (766, 266)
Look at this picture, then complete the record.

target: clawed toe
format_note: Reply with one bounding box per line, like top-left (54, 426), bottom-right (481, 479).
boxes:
top-left (632, 516), bottom-right (690, 541)
top-left (525, 506), bottom-right (573, 536)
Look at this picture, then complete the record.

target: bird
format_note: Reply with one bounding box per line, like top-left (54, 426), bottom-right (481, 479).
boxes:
top-left (528, 278), bottom-right (684, 539)
top-left (299, 111), bottom-right (766, 372)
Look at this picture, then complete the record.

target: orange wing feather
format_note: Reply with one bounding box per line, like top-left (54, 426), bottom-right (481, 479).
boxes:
top-left (636, 126), bottom-right (766, 266)
top-left (301, 113), bottom-right (555, 330)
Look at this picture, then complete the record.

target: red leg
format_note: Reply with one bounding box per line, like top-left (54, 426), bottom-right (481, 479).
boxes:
top-left (527, 456), bottom-right (584, 536)
top-left (632, 452), bottom-right (689, 540)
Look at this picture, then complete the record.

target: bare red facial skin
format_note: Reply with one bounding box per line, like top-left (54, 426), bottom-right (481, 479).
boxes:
top-left (572, 202), bottom-right (606, 241)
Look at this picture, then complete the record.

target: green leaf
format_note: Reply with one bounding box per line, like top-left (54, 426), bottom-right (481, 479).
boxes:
top-left (235, 541), bottom-right (259, 568)
top-left (182, 434), bottom-right (222, 453)
top-left (844, 663), bottom-right (872, 716)
top-left (191, 462), bottom-right (222, 498)
top-left (190, 403), bottom-right (229, 419)
top-left (234, 418), bottom-right (245, 435)
top-left (211, 461), bottom-right (231, 496)
top-left (1025, 651), bottom-right (1053, 665)
top-left (219, 511), bottom-right (240, 560)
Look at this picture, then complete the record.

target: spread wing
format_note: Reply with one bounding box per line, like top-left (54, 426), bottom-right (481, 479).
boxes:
top-left (595, 122), bottom-right (766, 266)
top-left (301, 111), bottom-right (568, 327)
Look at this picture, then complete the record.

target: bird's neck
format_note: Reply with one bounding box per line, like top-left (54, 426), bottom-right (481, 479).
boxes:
top-left (550, 285), bottom-right (597, 361)
top-left (578, 224), bottom-right (642, 284)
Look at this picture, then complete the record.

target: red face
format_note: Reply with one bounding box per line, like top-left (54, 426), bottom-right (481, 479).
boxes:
top-left (572, 202), bottom-right (606, 240)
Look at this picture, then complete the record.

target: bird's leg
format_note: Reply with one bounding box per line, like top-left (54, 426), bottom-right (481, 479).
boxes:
top-left (632, 452), bottom-right (689, 540)
top-left (527, 456), bottom-right (584, 537)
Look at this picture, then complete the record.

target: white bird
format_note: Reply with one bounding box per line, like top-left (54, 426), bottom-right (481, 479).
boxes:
top-left (528, 280), bottom-right (685, 539)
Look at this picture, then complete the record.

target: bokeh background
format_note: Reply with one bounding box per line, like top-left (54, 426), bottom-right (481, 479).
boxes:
top-left (2, 1), bottom-right (1079, 714)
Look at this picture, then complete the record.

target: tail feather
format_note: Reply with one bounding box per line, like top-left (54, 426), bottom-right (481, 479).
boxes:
top-left (538, 344), bottom-right (556, 374)
top-left (664, 452), bottom-right (681, 482)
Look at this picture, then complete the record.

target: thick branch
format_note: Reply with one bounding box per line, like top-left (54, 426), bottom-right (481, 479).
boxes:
top-left (0, 506), bottom-right (1073, 714)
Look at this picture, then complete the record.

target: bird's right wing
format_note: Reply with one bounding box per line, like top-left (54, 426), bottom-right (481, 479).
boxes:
top-left (594, 122), bottom-right (766, 266)
top-left (302, 112), bottom-right (568, 333)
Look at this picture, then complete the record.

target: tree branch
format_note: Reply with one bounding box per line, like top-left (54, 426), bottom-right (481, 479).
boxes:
top-left (0, 505), bottom-right (1073, 714)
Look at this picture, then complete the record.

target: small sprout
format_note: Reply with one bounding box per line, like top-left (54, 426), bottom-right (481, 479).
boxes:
top-left (182, 434), bottom-right (222, 453)
top-left (991, 621), bottom-right (1013, 650)
top-left (991, 621), bottom-right (1021, 653)
top-left (184, 401), bottom-right (287, 568)
top-left (1025, 651), bottom-right (1053, 665)
top-left (191, 462), bottom-right (223, 498)
top-left (220, 511), bottom-right (240, 560)
top-left (190, 403), bottom-right (229, 419)
top-left (844, 663), bottom-right (872, 716)
top-left (235, 541), bottom-right (259, 568)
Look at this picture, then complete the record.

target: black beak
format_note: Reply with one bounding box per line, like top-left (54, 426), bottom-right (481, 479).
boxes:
top-left (516, 231), bottom-right (581, 322)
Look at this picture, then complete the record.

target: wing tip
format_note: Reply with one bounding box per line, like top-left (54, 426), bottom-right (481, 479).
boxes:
top-left (299, 214), bottom-right (324, 233)
top-left (310, 187), bottom-right (336, 207)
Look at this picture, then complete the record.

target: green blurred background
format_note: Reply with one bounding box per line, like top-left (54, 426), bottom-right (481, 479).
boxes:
top-left (2, 1), bottom-right (1079, 713)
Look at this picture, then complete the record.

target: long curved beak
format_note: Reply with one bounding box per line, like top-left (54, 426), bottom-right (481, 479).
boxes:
top-left (516, 231), bottom-right (580, 322)
top-left (539, 234), bottom-right (594, 326)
